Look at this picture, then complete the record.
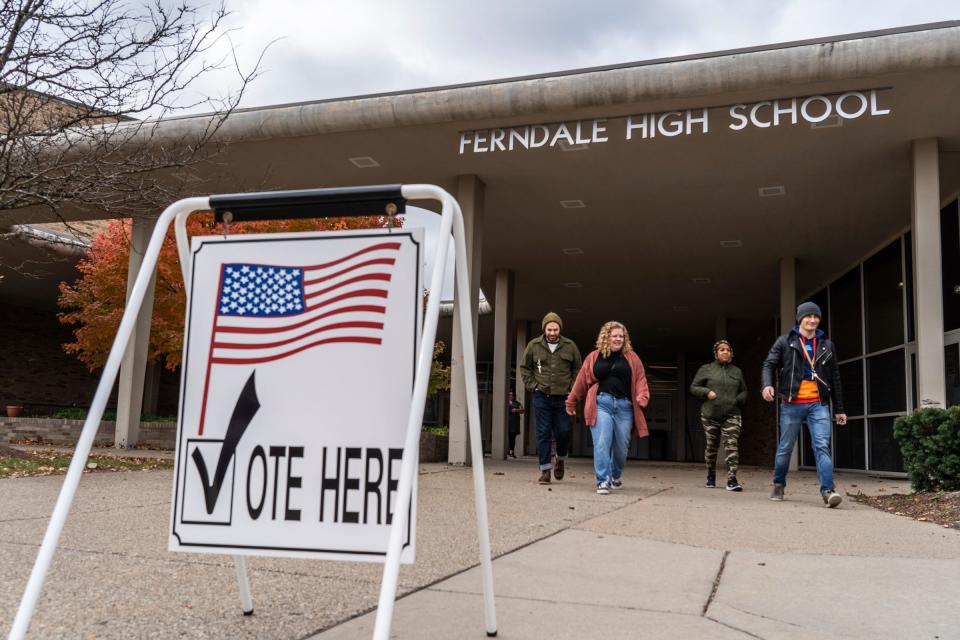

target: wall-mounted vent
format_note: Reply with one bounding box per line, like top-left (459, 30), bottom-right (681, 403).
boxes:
top-left (560, 199), bottom-right (586, 209)
top-left (811, 114), bottom-right (843, 129)
top-left (559, 141), bottom-right (590, 152)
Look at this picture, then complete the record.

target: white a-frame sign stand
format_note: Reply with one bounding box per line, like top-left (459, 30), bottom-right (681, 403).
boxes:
top-left (9, 185), bottom-right (497, 640)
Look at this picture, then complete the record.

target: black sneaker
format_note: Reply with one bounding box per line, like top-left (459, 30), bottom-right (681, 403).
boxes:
top-left (770, 483), bottom-right (785, 501)
top-left (726, 476), bottom-right (743, 492)
top-left (705, 472), bottom-right (716, 488)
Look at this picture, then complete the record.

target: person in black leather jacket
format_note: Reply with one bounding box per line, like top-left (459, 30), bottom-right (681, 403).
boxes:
top-left (761, 302), bottom-right (848, 507)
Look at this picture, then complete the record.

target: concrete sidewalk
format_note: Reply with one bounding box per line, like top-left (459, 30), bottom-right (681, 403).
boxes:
top-left (1, 457), bottom-right (957, 639)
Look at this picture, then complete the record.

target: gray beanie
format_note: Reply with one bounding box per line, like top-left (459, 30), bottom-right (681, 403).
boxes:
top-left (796, 301), bottom-right (822, 323)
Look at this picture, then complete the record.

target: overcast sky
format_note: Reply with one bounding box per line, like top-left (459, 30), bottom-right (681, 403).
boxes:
top-left (189, 0), bottom-right (957, 111)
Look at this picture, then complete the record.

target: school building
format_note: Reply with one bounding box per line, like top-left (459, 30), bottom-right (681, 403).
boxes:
top-left (2, 21), bottom-right (960, 474)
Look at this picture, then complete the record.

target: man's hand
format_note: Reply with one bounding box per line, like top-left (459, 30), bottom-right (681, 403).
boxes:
top-left (565, 406), bottom-right (576, 416)
top-left (762, 386), bottom-right (776, 402)
top-left (707, 390), bottom-right (717, 400)
top-left (835, 413), bottom-right (848, 426)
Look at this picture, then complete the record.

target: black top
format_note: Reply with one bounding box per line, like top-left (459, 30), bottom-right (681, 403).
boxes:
top-left (594, 350), bottom-right (631, 399)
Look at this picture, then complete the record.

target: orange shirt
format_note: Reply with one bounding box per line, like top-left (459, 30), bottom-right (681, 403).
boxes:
top-left (794, 379), bottom-right (820, 403)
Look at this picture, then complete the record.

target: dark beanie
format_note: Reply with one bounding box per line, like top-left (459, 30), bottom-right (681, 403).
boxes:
top-left (796, 302), bottom-right (822, 323)
top-left (542, 311), bottom-right (563, 330)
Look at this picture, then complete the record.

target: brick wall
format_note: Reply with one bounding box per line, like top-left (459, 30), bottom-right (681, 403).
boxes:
top-left (0, 417), bottom-right (176, 449)
top-left (0, 302), bottom-right (182, 416)
top-left (0, 303), bottom-right (105, 412)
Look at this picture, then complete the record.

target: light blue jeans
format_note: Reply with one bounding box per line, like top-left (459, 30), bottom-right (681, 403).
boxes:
top-left (591, 393), bottom-right (633, 483)
top-left (773, 402), bottom-right (834, 493)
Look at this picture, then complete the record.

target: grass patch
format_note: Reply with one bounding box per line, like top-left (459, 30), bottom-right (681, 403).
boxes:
top-left (43, 409), bottom-right (177, 422)
top-left (0, 449), bottom-right (173, 479)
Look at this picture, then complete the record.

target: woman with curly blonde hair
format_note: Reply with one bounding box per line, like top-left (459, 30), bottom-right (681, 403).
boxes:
top-left (566, 321), bottom-right (650, 494)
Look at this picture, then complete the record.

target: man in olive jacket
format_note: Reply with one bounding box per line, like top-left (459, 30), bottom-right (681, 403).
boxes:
top-left (520, 312), bottom-right (582, 484)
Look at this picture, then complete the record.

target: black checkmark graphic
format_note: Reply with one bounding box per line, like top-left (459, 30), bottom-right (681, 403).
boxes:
top-left (192, 371), bottom-right (261, 514)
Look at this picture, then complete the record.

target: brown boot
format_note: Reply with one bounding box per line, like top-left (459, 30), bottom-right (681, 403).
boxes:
top-left (538, 470), bottom-right (551, 484)
top-left (554, 459), bottom-right (565, 480)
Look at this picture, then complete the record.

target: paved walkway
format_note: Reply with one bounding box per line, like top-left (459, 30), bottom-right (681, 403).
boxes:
top-left (1, 454), bottom-right (957, 639)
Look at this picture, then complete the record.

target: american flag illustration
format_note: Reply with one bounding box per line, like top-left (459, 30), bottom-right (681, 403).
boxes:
top-left (197, 240), bottom-right (400, 433)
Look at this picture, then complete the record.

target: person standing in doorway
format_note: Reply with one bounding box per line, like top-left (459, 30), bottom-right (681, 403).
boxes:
top-left (690, 340), bottom-right (748, 491)
top-left (520, 312), bottom-right (582, 484)
top-left (762, 302), bottom-right (848, 507)
top-left (508, 391), bottom-right (524, 458)
top-left (566, 321), bottom-right (650, 494)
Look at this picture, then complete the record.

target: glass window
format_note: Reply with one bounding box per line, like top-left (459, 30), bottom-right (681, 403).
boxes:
top-left (839, 361), bottom-right (864, 417)
top-left (867, 349), bottom-right (906, 415)
top-left (910, 353), bottom-right (917, 412)
top-left (904, 233), bottom-right (915, 343)
top-left (830, 266), bottom-right (862, 360)
top-left (808, 288), bottom-right (829, 337)
top-left (869, 417), bottom-right (904, 472)
top-left (800, 421), bottom-right (815, 467)
top-left (863, 240), bottom-right (904, 352)
top-left (946, 343), bottom-right (960, 408)
top-left (941, 200), bottom-right (960, 332)
top-left (835, 418), bottom-right (866, 470)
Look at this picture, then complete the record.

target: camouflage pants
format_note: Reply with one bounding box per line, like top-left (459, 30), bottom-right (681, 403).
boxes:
top-left (701, 414), bottom-right (742, 479)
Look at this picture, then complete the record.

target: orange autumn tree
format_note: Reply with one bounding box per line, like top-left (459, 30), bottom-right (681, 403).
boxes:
top-left (58, 213), bottom-right (402, 371)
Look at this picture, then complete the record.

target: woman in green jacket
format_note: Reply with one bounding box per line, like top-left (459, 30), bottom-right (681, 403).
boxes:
top-left (689, 340), bottom-right (748, 491)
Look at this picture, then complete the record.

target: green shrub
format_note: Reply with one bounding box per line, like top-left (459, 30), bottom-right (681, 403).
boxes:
top-left (421, 425), bottom-right (449, 436)
top-left (893, 407), bottom-right (960, 491)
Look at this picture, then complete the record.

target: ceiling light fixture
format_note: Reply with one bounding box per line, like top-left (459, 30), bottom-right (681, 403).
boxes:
top-left (560, 199), bottom-right (586, 209)
top-left (564, 307), bottom-right (582, 313)
top-left (758, 186), bottom-right (786, 197)
top-left (692, 277), bottom-right (712, 285)
top-left (720, 240), bottom-right (742, 248)
top-left (563, 282), bottom-right (583, 288)
top-left (561, 247), bottom-right (584, 255)
top-left (348, 156), bottom-right (380, 168)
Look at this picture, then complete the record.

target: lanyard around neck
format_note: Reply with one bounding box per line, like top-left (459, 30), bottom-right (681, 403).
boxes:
top-left (799, 335), bottom-right (817, 368)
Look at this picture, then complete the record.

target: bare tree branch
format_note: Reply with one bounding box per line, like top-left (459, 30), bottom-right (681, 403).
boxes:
top-left (0, 0), bottom-right (261, 224)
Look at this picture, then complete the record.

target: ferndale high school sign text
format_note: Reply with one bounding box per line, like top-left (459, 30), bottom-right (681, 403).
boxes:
top-left (458, 89), bottom-right (890, 154)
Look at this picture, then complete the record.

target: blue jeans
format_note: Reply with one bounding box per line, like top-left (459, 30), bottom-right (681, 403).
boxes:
top-left (591, 393), bottom-right (633, 483)
top-left (532, 392), bottom-right (571, 470)
top-left (774, 402), bottom-right (834, 493)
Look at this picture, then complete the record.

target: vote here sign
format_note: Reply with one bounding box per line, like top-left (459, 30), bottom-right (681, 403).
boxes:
top-left (169, 228), bottom-right (423, 562)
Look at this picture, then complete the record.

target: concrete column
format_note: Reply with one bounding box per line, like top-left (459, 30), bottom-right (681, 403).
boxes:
top-left (779, 257), bottom-right (798, 470)
top-left (449, 175), bottom-right (485, 465)
top-left (912, 138), bottom-right (947, 408)
top-left (491, 270), bottom-right (514, 460)
top-left (514, 322), bottom-right (529, 456)
top-left (115, 216), bottom-right (158, 448)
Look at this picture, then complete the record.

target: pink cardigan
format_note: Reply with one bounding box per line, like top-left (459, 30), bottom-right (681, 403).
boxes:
top-left (566, 349), bottom-right (650, 438)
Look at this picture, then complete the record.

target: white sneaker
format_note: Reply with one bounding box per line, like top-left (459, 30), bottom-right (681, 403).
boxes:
top-left (822, 489), bottom-right (842, 508)
top-left (596, 481), bottom-right (610, 495)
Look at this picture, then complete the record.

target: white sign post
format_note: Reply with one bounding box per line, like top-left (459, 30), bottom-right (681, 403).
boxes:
top-left (8, 184), bottom-right (497, 640)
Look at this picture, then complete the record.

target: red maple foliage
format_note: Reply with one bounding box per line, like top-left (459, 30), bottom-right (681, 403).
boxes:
top-left (58, 213), bottom-right (402, 371)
